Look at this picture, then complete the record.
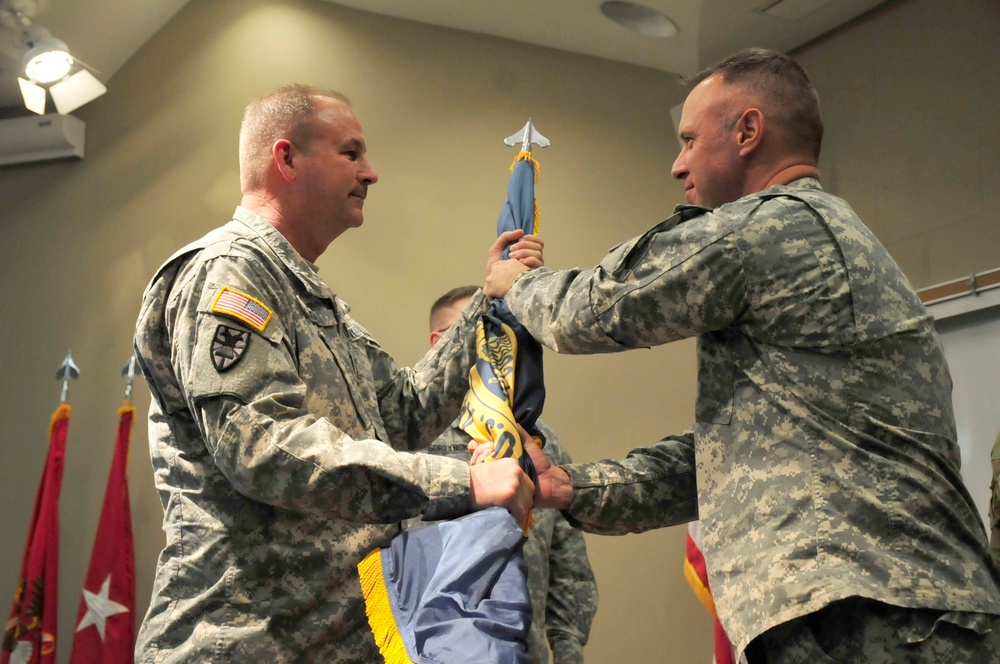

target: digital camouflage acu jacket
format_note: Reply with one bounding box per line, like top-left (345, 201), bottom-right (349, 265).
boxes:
top-left (133, 208), bottom-right (485, 662)
top-left (503, 178), bottom-right (1000, 656)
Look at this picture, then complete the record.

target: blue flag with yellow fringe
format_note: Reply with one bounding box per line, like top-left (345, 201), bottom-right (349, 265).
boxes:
top-left (498, 152), bottom-right (540, 257)
top-left (358, 508), bottom-right (531, 664)
top-left (460, 149), bottom-right (546, 524)
top-left (358, 135), bottom-right (547, 664)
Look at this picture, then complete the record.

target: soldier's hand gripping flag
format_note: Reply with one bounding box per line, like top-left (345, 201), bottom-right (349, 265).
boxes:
top-left (357, 120), bottom-right (549, 664)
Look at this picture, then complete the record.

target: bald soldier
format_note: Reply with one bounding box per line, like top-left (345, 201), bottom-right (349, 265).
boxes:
top-left (420, 285), bottom-right (598, 663)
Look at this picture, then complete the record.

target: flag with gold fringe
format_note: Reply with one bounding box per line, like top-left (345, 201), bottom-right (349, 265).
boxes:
top-left (684, 520), bottom-right (737, 664)
top-left (458, 128), bottom-right (548, 533)
top-left (498, 149), bottom-right (540, 254)
top-left (1, 404), bottom-right (70, 664)
top-left (69, 404), bottom-right (136, 664)
top-left (358, 508), bottom-right (531, 664)
top-left (357, 121), bottom-right (550, 664)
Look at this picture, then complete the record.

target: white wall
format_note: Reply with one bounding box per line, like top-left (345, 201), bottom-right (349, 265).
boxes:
top-left (932, 294), bottom-right (1000, 527)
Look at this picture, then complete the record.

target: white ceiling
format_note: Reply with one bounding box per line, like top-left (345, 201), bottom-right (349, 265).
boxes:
top-left (0, 0), bottom-right (888, 114)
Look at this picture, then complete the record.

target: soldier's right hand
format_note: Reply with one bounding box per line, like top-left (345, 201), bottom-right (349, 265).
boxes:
top-left (468, 457), bottom-right (534, 525)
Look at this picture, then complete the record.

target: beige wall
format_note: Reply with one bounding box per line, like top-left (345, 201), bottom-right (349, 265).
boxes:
top-left (0, 1), bottom-right (997, 663)
top-left (804, 0), bottom-right (1000, 288)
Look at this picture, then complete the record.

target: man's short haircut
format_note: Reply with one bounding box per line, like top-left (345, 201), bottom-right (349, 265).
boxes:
top-left (239, 84), bottom-right (352, 191)
top-left (429, 285), bottom-right (479, 330)
top-left (687, 48), bottom-right (824, 160)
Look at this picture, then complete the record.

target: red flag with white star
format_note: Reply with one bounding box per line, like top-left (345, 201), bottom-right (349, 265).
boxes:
top-left (68, 405), bottom-right (136, 664)
top-left (2, 404), bottom-right (69, 664)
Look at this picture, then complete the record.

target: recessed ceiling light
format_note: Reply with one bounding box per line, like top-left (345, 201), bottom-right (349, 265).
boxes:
top-left (600, 1), bottom-right (678, 38)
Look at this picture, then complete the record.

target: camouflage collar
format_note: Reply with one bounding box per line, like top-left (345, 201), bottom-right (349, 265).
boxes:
top-left (672, 178), bottom-right (823, 216)
top-left (231, 206), bottom-right (335, 303)
top-left (768, 176), bottom-right (822, 194)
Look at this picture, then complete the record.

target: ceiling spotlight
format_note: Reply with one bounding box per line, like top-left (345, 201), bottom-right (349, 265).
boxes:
top-left (22, 36), bottom-right (73, 83)
top-left (0, 0), bottom-right (107, 115)
top-left (600, 1), bottom-right (678, 38)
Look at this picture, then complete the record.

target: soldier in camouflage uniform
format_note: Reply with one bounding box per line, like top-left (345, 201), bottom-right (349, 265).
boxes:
top-left (483, 49), bottom-right (1000, 662)
top-left (414, 286), bottom-right (598, 664)
top-left (132, 85), bottom-right (543, 662)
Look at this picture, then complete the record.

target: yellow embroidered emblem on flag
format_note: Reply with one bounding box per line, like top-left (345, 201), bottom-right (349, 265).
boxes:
top-left (459, 315), bottom-right (537, 533)
top-left (210, 286), bottom-right (273, 332)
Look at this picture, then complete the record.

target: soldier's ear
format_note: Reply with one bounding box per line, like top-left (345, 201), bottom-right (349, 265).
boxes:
top-left (736, 109), bottom-right (763, 157)
top-left (273, 139), bottom-right (297, 182)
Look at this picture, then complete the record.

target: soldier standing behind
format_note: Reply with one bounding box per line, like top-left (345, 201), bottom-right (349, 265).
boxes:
top-left (415, 285), bottom-right (598, 663)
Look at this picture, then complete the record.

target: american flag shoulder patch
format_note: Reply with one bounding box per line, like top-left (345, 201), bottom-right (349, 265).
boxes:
top-left (210, 286), bottom-right (273, 332)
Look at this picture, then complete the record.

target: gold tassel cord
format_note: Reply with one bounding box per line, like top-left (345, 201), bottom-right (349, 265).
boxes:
top-left (509, 151), bottom-right (542, 235)
top-left (358, 549), bottom-right (414, 664)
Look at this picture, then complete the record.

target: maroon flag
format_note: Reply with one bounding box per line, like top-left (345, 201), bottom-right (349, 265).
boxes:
top-left (69, 405), bottom-right (136, 664)
top-left (2, 404), bottom-right (70, 664)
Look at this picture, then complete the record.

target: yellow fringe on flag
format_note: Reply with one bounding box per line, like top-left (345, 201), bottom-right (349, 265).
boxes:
top-left (510, 151), bottom-right (542, 235)
top-left (358, 548), bottom-right (414, 664)
top-left (683, 555), bottom-right (718, 617)
top-left (118, 401), bottom-right (135, 465)
top-left (522, 511), bottom-right (535, 536)
top-left (509, 151), bottom-right (540, 180)
top-left (50, 403), bottom-right (71, 433)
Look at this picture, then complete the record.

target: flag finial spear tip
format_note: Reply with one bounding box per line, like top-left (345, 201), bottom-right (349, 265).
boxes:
top-left (504, 119), bottom-right (550, 153)
top-left (56, 350), bottom-right (81, 403)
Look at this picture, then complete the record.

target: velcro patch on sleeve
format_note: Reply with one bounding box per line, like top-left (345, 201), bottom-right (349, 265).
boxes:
top-left (210, 286), bottom-right (273, 332)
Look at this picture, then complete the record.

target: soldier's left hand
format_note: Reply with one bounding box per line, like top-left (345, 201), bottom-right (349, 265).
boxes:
top-left (508, 234), bottom-right (544, 268)
top-left (484, 231), bottom-right (544, 299)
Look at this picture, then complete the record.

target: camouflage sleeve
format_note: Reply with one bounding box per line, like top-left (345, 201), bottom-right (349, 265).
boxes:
top-left (369, 290), bottom-right (489, 451)
top-left (562, 431), bottom-right (698, 535)
top-left (504, 209), bottom-right (744, 355)
top-left (169, 252), bottom-right (472, 523)
top-left (537, 425), bottom-right (598, 663)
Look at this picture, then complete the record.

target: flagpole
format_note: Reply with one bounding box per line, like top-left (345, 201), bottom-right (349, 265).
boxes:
top-left (120, 355), bottom-right (137, 402)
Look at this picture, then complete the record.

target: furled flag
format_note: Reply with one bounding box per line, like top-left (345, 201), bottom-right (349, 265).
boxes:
top-left (458, 119), bottom-right (550, 531)
top-left (1, 404), bottom-right (70, 664)
top-left (684, 520), bottom-right (737, 664)
top-left (69, 403), bottom-right (136, 664)
top-left (357, 120), bottom-right (551, 664)
top-left (456, 295), bottom-right (545, 522)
